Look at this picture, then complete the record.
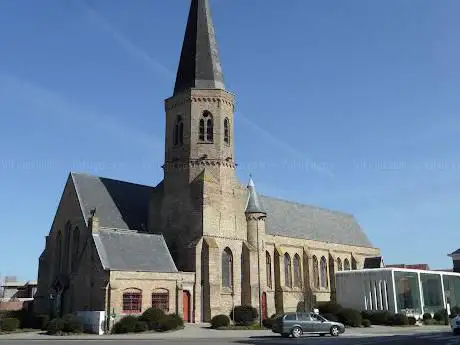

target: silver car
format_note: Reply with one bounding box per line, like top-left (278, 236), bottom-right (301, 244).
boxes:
top-left (272, 312), bottom-right (345, 338)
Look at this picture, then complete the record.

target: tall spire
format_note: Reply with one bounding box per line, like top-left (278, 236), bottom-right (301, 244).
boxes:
top-left (245, 176), bottom-right (266, 215)
top-left (173, 0), bottom-right (225, 96)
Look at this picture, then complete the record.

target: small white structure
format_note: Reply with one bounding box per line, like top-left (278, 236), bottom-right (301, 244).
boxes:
top-left (336, 268), bottom-right (460, 319)
top-left (76, 311), bottom-right (106, 335)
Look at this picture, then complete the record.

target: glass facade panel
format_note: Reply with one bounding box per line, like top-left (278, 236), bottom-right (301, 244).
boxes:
top-left (420, 273), bottom-right (443, 314)
top-left (394, 271), bottom-right (422, 314)
top-left (443, 275), bottom-right (460, 309)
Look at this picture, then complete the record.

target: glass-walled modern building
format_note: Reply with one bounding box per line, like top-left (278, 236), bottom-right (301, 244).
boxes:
top-left (336, 268), bottom-right (460, 317)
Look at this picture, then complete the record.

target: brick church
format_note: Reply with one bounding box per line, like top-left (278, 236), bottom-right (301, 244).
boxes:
top-left (35, 0), bottom-right (380, 324)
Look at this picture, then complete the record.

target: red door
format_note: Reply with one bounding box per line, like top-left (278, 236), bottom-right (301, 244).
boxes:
top-left (261, 292), bottom-right (268, 320)
top-left (183, 291), bottom-right (191, 323)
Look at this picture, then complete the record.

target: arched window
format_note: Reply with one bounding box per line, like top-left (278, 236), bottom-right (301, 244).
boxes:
top-left (312, 255), bottom-right (319, 288)
top-left (222, 247), bottom-right (233, 289)
top-left (344, 258), bottom-right (350, 271)
top-left (174, 115), bottom-right (184, 146)
top-left (337, 258), bottom-right (343, 271)
top-left (64, 221), bottom-right (72, 272)
top-left (199, 119), bottom-right (205, 141)
top-left (199, 111), bottom-right (214, 142)
top-left (224, 118), bottom-right (230, 144)
top-left (122, 289), bottom-right (142, 313)
top-left (284, 253), bottom-right (292, 288)
top-left (266, 251), bottom-right (272, 288)
top-left (71, 227), bottom-right (80, 272)
top-left (152, 289), bottom-right (169, 312)
top-left (56, 230), bottom-right (62, 272)
top-left (320, 256), bottom-right (328, 288)
top-left (293, 254), bottom-right (302, 287)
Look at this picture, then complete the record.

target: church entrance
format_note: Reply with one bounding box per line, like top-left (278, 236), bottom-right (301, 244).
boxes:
top-left (183, 290), bottom-right (191, 323)
top-left (261, 292), bottom-right (267, 320)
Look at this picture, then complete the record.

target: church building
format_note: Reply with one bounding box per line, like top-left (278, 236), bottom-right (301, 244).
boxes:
top-left (35, 0), bottom-right (380, 324)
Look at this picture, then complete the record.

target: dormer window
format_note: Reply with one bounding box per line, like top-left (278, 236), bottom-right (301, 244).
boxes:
top-left (174, 115), bottom-right (184, 146)
top-left (199, 111), bottom-right (214, 143)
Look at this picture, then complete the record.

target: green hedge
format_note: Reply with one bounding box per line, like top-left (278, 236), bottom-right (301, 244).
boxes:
top-left (112, 313), bottom-right (184, 334)
top-left (0, 318), bottom-right (20, 332)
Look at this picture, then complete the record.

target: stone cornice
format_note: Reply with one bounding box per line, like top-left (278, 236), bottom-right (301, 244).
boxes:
top-left (162, 159), bottom-right (236, 171)
top-left (165, 93), bottom-right (235, 111)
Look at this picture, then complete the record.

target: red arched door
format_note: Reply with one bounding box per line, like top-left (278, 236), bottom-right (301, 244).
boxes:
top-left (262, 292), bottom-right (268, 320)
top-left (183, 291), bottom-right (191, 323)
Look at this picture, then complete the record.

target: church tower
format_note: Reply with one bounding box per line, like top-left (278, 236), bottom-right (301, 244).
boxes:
top-left (150, 0), bottom-right (245, 272)
top-left (163, 0), bottom-right (236, 190)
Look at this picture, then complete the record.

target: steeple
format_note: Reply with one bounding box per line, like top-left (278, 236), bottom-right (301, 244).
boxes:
top-left (173, 0), bottom-right (225, 96)
top-left (245, 176), bottom-right (266, 215)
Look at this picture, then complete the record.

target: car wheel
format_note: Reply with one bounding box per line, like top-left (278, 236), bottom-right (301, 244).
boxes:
top-left (330, 325), bottom-right (340, 336)
top-left (291, 327), bottom-right (302, 338)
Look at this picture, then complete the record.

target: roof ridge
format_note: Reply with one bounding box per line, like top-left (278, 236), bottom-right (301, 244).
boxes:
top-left (71, 171), bottom-right (153, 189)
top-left (99, 228), bottom-right (163, 237)
top-left (259, 193), bottom-right (355, 218)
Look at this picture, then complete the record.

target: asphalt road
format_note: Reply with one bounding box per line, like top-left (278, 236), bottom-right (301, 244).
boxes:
top-left (1, 332), bottom-right (460, 345)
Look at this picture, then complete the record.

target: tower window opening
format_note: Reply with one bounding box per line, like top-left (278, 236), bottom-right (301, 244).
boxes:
top-left (199, 111), bottom-right (214, 143)
top-left (224, 118), bottom-right (230, 144)
top-left (174, 115), bottom-right (184, 146)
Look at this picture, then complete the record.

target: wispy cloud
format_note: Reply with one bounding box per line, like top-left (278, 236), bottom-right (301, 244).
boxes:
top-left (78, 2), bottom-right (333, 178)
top-left (0, 73), bottom-right (163, 153)
top-left (78, 2), bottom-right (174, 80)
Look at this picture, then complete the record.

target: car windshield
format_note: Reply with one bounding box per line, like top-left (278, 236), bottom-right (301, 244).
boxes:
top-left (314, 314), bottom-right (327, 321)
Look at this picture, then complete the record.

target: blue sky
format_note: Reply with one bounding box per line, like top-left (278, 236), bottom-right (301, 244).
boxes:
top-left (0, 0), bottom-right (459, 281)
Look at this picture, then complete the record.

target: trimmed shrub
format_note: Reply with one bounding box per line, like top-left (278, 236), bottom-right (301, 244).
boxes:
top-left (408, 316), bottom-right (417, 325)
top-left (322, 313), bottom-right (339, 322)
top-left (47, 318), bottom-right (65, 335)
top-left (112, 315), bottom-right (138, 334)
top-left (388, 313), bottom-right (409, 326)
top-left (230, 305), bottom-right (258, 326)
top-left (362, 319), bottom-right (371, 328)
top-left (317, 302), bottom-right (343, 316)
top-left (0, 318), bottom-right (20, 332)
top-left (211, 314), bottom-right (231, 329)
top-left (35, 314), bottom-right (50, 331)
top-left (157, 313), bottom-right (184, 332)
top-left (433, 309), bottom-right (448, 324)
top-left (337, 308), bottom-right (362, 327)
top-left (361, 311), bottom-right (392, 325)
top-left (138, 308), bottom-right (165, 330)
top-left (62, 314), bottom-right (83, 333)
top-left (134, 321), bottom-right (148, 333)
top-left (422, 312), bottom-right (432, 320)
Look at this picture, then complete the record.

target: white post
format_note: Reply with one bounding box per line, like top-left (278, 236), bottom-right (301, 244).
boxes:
top-left (440, 273), bottom-right (447, 309)
top-left (417, 272), bottom-right (424, 315)
top-left (383, 281), bottom-right (389, 310)
top-left (391, 270), bottom-right (398, 313)
top-left (378, 281), bottom-right (384, 310)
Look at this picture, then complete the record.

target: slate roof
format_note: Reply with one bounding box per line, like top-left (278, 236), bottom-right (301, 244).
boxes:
top-left (173, 0), bottom-right (225, 95)
top-left (70, 172), bottom-right (373, 254)
top-left (449, 248), bottom-right (460, 256)
top-left (260, 195), bottom-right (373, 247)
top-left (72, 172), bottom-right (151, 230)
top-left (93, 229), bottom-right (178, 273)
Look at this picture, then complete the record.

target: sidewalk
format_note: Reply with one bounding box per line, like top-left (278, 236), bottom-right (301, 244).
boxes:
top-left (0, 323), bottom-right (450, 340)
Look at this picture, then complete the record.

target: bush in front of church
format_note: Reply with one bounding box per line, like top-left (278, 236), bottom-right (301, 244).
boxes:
top-left (46, 318), bottom-right (65, 335)
top-left (211, 314), bottom-right (230, 329)
top-left (138, 307), bottom-right (165, 330)
top-left (156, 313), bottom-right (184, 332)
top-left (0, 317), bottom-right (20, 332)
top-left (230, 305), bottom-right (259, 326)
top-left (111, 315), bottom-right (139, 334)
